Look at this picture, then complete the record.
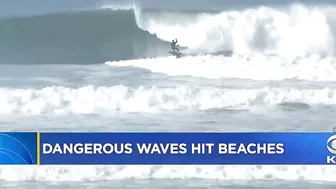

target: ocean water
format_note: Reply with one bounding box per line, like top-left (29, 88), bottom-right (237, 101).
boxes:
top-left (0, 0), bottom-right (336, 188)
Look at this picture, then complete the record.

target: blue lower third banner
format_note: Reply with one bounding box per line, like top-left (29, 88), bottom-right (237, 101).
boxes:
top-left (1, 132), bottom-right (336, 165)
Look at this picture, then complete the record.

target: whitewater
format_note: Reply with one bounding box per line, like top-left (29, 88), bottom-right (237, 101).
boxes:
top-left (1, 1), bottom-right (336, 189)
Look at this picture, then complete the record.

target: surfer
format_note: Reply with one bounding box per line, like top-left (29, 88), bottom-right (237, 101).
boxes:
top-left (171, 39), bottom-right (179, 52)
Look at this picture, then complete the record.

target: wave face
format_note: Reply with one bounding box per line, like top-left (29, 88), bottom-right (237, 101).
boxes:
top-left (0, 9), bottom-right (168, 65)
top-left (1, 3), bottom-right (336, 65)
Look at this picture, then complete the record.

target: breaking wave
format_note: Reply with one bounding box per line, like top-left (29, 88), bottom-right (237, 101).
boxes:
top-left (1, 85), bottom-right (336, 115)
top-left (135, 3), bottom-right (336, 57)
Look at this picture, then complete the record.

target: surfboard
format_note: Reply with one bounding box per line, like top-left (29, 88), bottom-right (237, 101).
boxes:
top-left (169, 51), bottom-right (183, 58)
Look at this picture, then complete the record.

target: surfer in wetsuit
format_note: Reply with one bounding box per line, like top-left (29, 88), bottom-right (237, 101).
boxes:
top-left (171, 39), bottom-right (179, 52)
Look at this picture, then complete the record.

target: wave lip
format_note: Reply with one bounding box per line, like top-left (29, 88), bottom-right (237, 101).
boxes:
top-left (99, 2), bottom-right (138, 11)
top-left (0, 85), bottom-right (336, 115)
top-left (0, 165), bottom-right (335, 182)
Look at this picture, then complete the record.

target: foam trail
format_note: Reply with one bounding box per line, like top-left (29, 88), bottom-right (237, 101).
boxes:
top-left (1, 85), bottom-right (336, 115)
top-left (0, 165), bottom-right (335, 182)
top-left (106, 54), bottom-right (336, 81)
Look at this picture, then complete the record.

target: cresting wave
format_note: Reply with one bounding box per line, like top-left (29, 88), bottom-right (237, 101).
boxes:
top-left (1, 3), bottom-right (336, 65)
top-left (1, 85), bottom-right (336, 115)
top-left (0, 165), bottom-right (335, 182)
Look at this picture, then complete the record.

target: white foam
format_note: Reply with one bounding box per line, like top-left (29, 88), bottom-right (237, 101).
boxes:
top-left (0, 85), bottom-right (336, 115)
top-left (106, 54), bottom-right (336, 81)
top-left (0, 165), bottom-right (335, 182)
top-left (134, 4), bottom-right (336, 57)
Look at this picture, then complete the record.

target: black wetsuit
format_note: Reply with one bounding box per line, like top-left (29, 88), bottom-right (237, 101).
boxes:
top-left (171, 40), bottom-right (179, 51)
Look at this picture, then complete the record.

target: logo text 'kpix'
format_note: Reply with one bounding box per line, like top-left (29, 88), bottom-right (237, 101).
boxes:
top-left (327, 135), bottom-right (336, 164)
